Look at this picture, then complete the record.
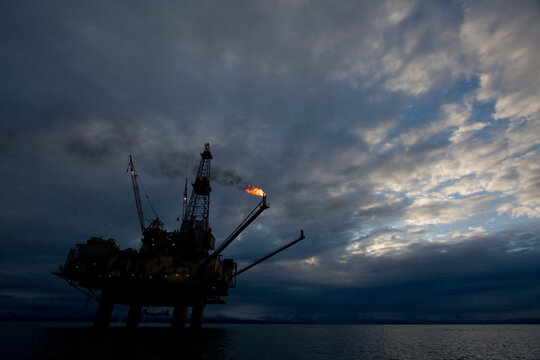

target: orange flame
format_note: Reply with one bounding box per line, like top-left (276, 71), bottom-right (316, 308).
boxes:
top-left (245, 184), bottom-right (266, 197)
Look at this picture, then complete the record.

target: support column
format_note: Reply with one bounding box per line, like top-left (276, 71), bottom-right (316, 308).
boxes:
top-left (190, 301), bottom-right (205, 329)
top-left (93, 293), bottom-right (114, 329)
top-left (171, 304), bottom-right (188, 329)
top-left (126, 304), bottom-right (142, 329)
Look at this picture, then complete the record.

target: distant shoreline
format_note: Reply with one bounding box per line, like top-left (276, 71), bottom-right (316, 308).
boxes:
top-left (2, 317), bottom-right (540, 325)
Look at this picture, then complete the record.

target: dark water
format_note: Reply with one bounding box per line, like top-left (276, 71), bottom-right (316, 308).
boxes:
top-left (2, 321), bottom-right (540, 359)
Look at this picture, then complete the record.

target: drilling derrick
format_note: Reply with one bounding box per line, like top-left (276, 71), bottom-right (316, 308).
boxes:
top-left (181, 143), bottom-right (215, 254)
top-left (54, 143), bottom-right (305, 330)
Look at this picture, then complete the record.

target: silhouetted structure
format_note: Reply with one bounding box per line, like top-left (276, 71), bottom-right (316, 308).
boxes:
top-left (54, 144), bottom-right (304, 329)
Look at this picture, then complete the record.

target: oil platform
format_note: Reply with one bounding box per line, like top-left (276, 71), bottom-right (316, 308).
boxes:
top-left (54, 144), bottom-right (305, 329)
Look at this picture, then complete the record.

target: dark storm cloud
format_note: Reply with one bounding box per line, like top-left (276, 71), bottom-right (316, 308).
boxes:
top-left (65, 122), bottom-right (140, 159)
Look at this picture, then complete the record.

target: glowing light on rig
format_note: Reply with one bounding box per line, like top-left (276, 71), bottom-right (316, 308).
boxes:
top-left (245, 184), bottom-right (266, 197)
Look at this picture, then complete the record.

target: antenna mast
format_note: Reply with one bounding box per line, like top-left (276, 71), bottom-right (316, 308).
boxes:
top-left (182, 178), bottom-right (188, 220)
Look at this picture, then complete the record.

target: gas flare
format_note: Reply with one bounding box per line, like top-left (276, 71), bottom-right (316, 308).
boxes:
top-left (245, 184), bottom-right (266, 197)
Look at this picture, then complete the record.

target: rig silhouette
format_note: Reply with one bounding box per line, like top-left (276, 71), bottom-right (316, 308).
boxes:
top-left (54, 144), bottom-right (304, 329)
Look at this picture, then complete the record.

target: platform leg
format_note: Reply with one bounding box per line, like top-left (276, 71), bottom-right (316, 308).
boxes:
top-left (190, 302), bottom-right (204, 329)
top-left (94, 298), bottom-right (114, 329)
top-left (126, 304), bottom-right (142, 329)
top-left (171, 304), bottom-right (188, 329)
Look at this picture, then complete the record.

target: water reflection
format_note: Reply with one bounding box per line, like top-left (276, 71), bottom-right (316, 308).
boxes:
top-left (3, 322), bottom-right (540, 360)
top-left (3, 323), bottom-right (231, 360)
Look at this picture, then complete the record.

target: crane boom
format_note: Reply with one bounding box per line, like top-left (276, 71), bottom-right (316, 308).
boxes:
top-left (233, 230), bottom-right (305, 277)
top-left (128, 155), bottom-right (145, 233)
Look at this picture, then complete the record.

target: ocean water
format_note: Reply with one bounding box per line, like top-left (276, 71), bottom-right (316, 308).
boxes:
top-left (1, 321), bottom-right (540, 360)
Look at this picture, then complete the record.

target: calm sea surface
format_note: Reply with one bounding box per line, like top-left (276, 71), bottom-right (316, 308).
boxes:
top-left (1, 321), bottom-right (539, 359)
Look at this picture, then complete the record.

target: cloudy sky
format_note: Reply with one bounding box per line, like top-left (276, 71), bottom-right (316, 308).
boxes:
top-left (1, 0), bottom-right (539, 323)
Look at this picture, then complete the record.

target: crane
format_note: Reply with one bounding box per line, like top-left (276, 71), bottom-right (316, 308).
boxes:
top-left (234, 230), bottom-right (305, 277)
top-left (128, 155), bottom-right (145, 234)
top-left (128, 155), bottom-right (161, 234)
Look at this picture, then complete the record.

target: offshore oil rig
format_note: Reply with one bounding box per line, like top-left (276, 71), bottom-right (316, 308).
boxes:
top-left (54, 144), bottom-right (304, 329)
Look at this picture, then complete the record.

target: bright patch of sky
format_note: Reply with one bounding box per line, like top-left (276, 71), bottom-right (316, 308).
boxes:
top-left (326, 0), bottom-right (540, 259)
